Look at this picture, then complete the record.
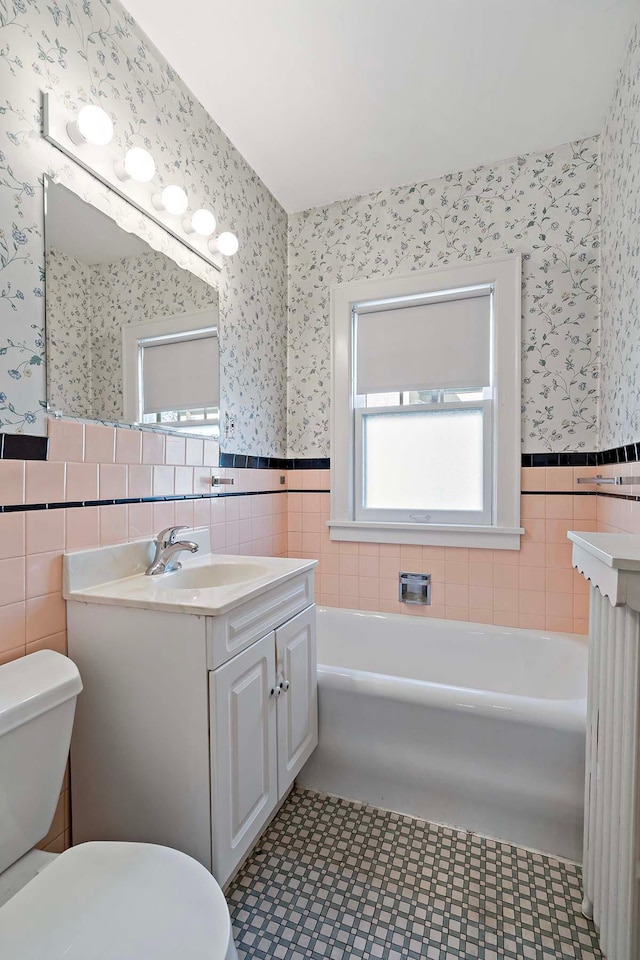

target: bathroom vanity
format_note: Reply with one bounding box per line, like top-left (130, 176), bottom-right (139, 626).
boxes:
top-left (63, 529), bottom-right (318, 887)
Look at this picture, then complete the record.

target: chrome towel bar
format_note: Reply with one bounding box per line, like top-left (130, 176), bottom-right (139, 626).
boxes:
top-left (576, 474), bottom-right (640, 485)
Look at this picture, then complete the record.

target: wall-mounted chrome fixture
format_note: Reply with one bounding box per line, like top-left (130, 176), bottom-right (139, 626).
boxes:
top-left (399, 572), bottom-right (431, 605)
top-left (42, 93), bottom-right (239, 272)
top-left (577, 475), bottom-right (640, 486)
top-left (211, 476), bottom-right (235, 487)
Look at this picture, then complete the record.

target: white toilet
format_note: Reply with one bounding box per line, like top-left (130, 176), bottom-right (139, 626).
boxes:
top-left (0, 650), bottom-right (238, 959)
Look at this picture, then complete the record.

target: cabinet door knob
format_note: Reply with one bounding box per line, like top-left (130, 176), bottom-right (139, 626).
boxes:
top-left (269, 686), bottom-right (281, 698)
top-left (280, 679), bottom-right (291, 692)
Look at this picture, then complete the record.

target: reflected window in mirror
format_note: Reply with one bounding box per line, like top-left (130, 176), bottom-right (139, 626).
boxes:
top-left (124, 312), bottom-right (219, 438)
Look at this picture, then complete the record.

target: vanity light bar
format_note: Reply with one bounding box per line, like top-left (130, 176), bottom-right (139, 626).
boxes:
top-left (42, 93), bottom-right (240, 270)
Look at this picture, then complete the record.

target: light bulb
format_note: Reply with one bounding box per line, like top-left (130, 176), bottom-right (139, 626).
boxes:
top-left (152, 185), bottom-right (188, 215)
top-left (115, 147), bottom-right (155, 183)
top-left (215, 231), bottom-right (239, 257)
top-left (67, 104), bottom-right (114, 146)
top-left (184, 208), bottom-right (216, 236)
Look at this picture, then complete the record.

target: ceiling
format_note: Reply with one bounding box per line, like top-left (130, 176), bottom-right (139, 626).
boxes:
top-left (122, 0), bottom-right (637, 212)
top-left (46, 182), bottom-right (149, 264)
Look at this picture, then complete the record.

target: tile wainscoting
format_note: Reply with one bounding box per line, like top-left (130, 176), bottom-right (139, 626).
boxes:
top-left (593, 462), bottom-right (640, 535)
top-left (288, 467), bottom-right (594, 636)
top-left (287, 448), bottom-right (640, 634)
top-left (0, 420), bottom-right (289, 854)
top-left (4, 422), bottom-right (640, 852)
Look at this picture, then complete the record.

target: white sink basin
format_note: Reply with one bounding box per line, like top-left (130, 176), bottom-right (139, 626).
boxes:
top-left (155, 562), bottom-right (269, 590)
top-left (63, 530), bottom-right (317, 617)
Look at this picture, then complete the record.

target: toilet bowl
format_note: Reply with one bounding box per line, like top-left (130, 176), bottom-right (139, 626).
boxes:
top-left (0, 651), bottom-right (238, 959)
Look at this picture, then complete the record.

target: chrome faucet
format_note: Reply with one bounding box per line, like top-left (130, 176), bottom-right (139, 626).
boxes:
top-left (145, 526), bottom-right (199, 576)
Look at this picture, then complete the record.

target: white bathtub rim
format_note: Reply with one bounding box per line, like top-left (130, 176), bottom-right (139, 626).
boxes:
top-left (318, 605), bottom-right (585, 648)
top-left (317, 664), bottom-right (586, 734)
top-left (299, 785), bottom-right (581, 867)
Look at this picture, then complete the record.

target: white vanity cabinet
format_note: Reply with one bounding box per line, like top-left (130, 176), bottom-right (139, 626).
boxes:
top-left (65, 545), bottom-right (317, 889)
top-left (211, 606), bottom-right (317, 884)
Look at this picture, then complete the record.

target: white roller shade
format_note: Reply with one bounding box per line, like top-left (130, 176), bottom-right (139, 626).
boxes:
top-left (142, 332), bottom-right (219, 414)
top-left (356, 291), bottom-right (491, 394)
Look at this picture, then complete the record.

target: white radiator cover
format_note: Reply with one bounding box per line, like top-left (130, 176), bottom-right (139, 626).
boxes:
top-left (570, 531), bottom-right (640, 960)
top-left (583, 588), bottom-right (639, 959)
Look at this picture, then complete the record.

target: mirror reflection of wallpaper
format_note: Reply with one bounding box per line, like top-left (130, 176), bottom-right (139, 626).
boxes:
top-left (46, 248), bottom-right (218, 422)
top-left (45, 250), bottom-right (93, 419)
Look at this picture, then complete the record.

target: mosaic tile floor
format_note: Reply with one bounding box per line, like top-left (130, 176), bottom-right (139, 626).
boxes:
top-left (227, 787), bottom-right (602, 960)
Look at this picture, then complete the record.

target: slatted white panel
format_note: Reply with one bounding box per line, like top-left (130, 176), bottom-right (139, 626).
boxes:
top-left (582, 586), bottom-right (640, 959)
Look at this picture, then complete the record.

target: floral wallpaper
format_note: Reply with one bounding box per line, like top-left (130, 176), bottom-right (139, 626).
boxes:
top-left (600, 22), bottom-right (640, 450)
top-left (90, 247), bottom-right (217, 421)
top-left (287, 139), bottom-right (601, 456)
top-left (46, 245), bottom-right (217, 421)
top-left (0, 0), bottom-right (288, 456)
top-left (45, 247), bottom-right (93, 417)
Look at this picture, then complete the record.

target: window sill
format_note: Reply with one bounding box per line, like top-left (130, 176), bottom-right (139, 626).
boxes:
top-left (327, 520), bottom-right (524, 550)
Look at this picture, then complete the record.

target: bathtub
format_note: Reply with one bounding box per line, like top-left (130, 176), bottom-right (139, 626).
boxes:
top-left (298, 607), bottom-right (587, 861)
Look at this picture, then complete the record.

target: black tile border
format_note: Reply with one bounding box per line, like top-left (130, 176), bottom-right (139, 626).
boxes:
top-left (521, 452), bottom-right (599, 467)
top-left (522, 443), bottom-right (640, 467)
top-left (219, 453), bottom-right (287, 470)
top-left (219, 452), bottom-right (330, 470)
top-left (0, 433), bottom-right (49, 460)
top-left (521, 490), bottom-right (593, 496)
top-left (0, 490), bottom-right (285, 514)
top-left (5, 485), bottom-right (640, 513)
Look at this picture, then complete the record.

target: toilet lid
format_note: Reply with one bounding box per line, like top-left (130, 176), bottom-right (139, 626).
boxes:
top-left (0, 842), bottom-right (233, 959)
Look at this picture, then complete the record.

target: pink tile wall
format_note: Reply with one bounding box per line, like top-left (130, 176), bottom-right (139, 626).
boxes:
top-left (288, 467), bottom-right (595, 635)
top-left (1, 432), bottom-right (621, 853)
top-left (593, 462), bottom-right (640, 534)
top-left (0, 420), bottom-right (288, 852)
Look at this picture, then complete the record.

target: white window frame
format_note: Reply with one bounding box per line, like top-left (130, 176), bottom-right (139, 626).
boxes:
top-left (329, 256), bottom-right (523, 550)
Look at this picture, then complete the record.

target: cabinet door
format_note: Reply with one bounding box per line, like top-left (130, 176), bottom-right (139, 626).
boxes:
top-left (276, 605), bottom-right (318, 798)
top-left (210, 631), bottom-right (278, 886)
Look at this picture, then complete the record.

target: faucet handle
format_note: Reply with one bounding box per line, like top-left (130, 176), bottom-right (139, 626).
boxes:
top-left (157, 525), bottom-right (188, 547)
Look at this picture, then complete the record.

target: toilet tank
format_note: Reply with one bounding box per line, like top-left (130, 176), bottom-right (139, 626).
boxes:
top-left (0, 651), bottom-right (82, 874)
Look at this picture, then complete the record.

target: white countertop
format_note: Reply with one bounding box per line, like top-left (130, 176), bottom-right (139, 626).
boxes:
top-left (63, 532), bottom-right (316, 616)
top-left (568, 532), bottom-right (640, 571)
top-left (569, 531), bottom-right (640, 611)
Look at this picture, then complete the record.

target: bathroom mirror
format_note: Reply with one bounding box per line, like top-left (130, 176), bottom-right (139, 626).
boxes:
top-left (44, 178), bottom-right (220, 438)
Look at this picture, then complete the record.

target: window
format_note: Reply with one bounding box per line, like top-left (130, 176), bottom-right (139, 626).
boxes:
top-left (122, 309), bottom-right (220, 438)
top-left (140, 329), bottom-right (219, 436)
top-left (329, 257), bottom-right (522, 549)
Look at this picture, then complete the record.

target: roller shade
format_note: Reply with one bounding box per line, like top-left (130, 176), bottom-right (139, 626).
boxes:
top-left (356, 291), bottom-right (491, 394)
top-left (142, 332), bottom-right (219, 415)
